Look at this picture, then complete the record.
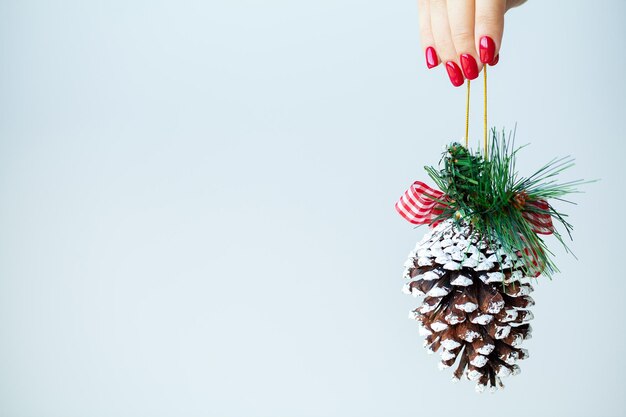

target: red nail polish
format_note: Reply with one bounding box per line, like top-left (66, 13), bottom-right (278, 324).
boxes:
top-left (445, 61), bottom-right (464, 87)
top-left (479, 36), bottom-right (496, 64)
top-left (425, 46), bottom-right (438, 69)
top-left (460, 54), bottom-right (479, 80)
top-left (489, 53), bottom-right (499, 66)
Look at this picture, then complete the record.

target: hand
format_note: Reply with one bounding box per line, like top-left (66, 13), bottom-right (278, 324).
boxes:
top-left (418, 0), bottom-right (526, 86)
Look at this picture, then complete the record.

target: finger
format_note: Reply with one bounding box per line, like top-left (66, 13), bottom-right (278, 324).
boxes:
top-left (475, 0), bottom-right (506, 65)
top-left (418, 0), bottom-right (439, 68)
top-left (430, 0), bottom-right (464, 87)
top-left (447, 0), bottom-right (480, 80)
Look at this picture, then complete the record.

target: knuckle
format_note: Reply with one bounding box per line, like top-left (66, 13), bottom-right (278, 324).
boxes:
top-left (451, 29), bottom-right (474, 46)
top-left (476, 13), bottom-right (503, 29)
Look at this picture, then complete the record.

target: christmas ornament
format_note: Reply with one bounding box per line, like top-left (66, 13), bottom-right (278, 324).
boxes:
top-left (397, 70), bottom-right (585, 392)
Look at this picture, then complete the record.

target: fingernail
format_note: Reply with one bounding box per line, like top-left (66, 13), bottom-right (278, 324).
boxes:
top-left (489, 53), bottom-right (499, 66)
top-left (445, 61), bottom-right (464, 87)
top-left (460, 54), bottom-right (479, 80)
top-left (425, 46), bottom-right (438, 69)
top-left (479, 36), bottom-right (496, 64)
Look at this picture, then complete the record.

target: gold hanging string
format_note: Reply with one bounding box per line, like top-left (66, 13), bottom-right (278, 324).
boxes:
top-left (463, 65), bottom-right (488, 155)
top-left (464, 80), bottom-right (471, 148)
top-left (483, 65), bottom-right (488, 159)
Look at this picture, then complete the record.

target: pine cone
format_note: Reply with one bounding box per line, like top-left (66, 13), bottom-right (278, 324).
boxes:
top-left (402, 219), bottom-right (535, 392)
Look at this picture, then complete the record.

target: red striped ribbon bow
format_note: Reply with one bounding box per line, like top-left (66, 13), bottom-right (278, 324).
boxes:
top-left (395, 181), bottom-right (554, 235)
top-left (395, 181), bottom-right (447, 226)
top-left (520, 199), bottom-right (553, 235)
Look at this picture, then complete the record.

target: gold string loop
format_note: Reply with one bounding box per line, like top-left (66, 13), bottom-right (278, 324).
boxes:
top-left (483, 65), bottom-right (488, 160)
top-left (463, 65), bottom-right (488, 158)
top-left (465, 80), bottom-right (470, 148)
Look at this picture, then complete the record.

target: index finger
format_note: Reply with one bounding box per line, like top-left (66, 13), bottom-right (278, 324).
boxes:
top-left (418, 0), bottom-right (440, 68)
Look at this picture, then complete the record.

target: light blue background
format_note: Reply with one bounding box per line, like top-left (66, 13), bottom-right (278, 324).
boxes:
top-left (0, 1), bottom-right (624, 416)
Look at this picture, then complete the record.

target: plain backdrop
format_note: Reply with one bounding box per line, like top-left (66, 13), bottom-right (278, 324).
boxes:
top-left (1, 1), bottom-right (625, 416)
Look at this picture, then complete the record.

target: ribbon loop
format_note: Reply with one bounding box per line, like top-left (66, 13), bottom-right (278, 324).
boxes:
top-left (395, 181), bottom-right (446, 226)
top-left (522, 200), bottom-right (554, 235)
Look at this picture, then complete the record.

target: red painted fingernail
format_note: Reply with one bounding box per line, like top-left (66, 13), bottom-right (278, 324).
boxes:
top-left (479, 36), bottom-right (496, 64)
top-left (425, 46), bottom-right (438, 69)
top-left (489, 53), bottom-right (499, 66)
top-left (445, 61), bottom-right (464, 87)
top-left (460, 54), bottom-right (479, 80)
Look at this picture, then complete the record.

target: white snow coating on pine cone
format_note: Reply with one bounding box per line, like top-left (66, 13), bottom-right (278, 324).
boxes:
top-left (403, 219), bottom-right (535, 392)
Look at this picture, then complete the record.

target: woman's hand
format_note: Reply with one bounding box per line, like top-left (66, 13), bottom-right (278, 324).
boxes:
top-left (418, 0), bottom-right (526, 86)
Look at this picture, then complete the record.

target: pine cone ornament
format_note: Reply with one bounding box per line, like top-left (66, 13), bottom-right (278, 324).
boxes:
top-left (396, 136), bottom-right (585, 392)
top-left (402, 219), bottom-right (535, 392)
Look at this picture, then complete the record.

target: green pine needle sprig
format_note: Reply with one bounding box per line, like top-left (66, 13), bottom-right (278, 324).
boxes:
top-left (424, 128), bottom-right (587, 278)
